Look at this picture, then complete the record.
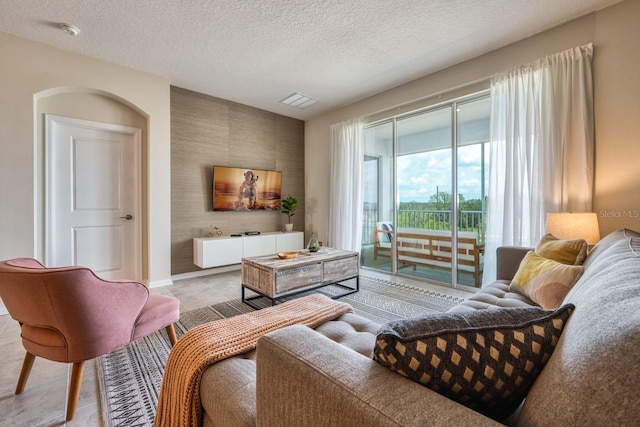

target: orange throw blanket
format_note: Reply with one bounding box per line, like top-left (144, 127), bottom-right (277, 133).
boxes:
top-left (153, 294), bottom-right (353, 427)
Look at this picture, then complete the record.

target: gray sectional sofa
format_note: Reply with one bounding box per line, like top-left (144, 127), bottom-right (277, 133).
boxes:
top-left (200, 228), bottom-right (640, 426)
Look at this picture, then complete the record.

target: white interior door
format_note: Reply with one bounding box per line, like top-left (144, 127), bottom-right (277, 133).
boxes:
top-left (45, 115), bottom-right (142, 280)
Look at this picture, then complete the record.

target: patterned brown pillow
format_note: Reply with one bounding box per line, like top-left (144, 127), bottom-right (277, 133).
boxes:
top-left (373, 305), bottom-right (574, 421)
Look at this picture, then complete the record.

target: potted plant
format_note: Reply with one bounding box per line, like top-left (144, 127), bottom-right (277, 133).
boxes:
top-left (281, 195), bottom-right (298, 231)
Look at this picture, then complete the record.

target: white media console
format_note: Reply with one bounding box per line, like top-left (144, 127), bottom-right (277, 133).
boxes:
top-left (193, 231), bottom-right (304, 268)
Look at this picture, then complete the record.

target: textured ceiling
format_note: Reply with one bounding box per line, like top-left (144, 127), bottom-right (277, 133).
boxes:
top-left (0, 0), bottom-right (623, 120)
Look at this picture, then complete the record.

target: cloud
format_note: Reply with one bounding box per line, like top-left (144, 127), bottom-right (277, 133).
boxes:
top-left (395, 146), bottom-right (487, 201)
top-left (458, 145), bottom-right (482, 165)
top-left (397, 151), bottom-right (453, 201)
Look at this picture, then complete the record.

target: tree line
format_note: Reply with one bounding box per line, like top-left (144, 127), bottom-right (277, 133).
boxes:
top-left (398, 191), bottom-right (486, 233)
top-left (400, 190), bottom-right (485, 212)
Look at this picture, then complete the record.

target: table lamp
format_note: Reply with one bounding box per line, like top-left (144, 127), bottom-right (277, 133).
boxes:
top-left (545, 212), bottom-right (601, 245)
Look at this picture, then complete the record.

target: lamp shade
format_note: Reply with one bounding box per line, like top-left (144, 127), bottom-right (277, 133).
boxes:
top-left (545, 212), bottom-right (601, 245)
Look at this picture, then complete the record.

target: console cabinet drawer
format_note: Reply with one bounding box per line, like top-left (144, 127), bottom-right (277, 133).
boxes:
top-left (323, 256), bottom-right (359, 283)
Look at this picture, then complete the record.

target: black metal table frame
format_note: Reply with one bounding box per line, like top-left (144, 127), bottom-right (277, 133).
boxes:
top-left (241, 275), bottom-right (359, 310)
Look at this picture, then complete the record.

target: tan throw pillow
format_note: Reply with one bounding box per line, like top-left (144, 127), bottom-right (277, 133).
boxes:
top-left (373, 305), bottom-right (575, 421)
top-left (536, 233), bottom-right (588, 265)
top-left (510, 251), bottom-right (584, 309)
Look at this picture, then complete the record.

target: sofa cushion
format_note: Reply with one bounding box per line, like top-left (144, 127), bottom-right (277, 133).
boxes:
top-left (200, 312), bottom-right (380, 425)
top-left (313, 312), bottom-right (380, 357)
top-left (200, 355), bottom-right (257, 427)
top-left (510, 251), bottom-right (584, 309)
top-left (535, 233), bottom-right (588, 265)
top-left (448, 281), bottom-right (535, 312)
top-left (373, 304), bottom-right (574, 421)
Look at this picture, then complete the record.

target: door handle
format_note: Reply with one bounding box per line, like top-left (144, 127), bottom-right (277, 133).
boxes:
top-left (120, 214), bottom-right (133, 220)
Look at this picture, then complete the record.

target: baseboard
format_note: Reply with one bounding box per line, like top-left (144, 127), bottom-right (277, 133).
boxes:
top-left (148, 278), bottom-right (174, 288)
top-left (171, 264), bottom-right (241, 282)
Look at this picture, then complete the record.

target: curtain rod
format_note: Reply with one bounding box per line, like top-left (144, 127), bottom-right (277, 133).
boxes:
top-left (362, 43), bottom-right (592, 123)
top-left (363, 75), bottom-right (491, 122)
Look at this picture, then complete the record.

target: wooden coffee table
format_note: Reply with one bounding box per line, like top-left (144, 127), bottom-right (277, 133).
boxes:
top-left (241, 248), bottom-right (359, 309)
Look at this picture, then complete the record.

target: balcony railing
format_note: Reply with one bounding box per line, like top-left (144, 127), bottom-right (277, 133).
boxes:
top-left (361, 205), bottom-right (486, 245)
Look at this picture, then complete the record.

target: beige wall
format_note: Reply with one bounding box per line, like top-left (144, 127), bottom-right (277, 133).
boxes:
top-left (171, 87), bottom-right (305, 275)
top-left (592, 0), bottom-right (640, 234)
top-left (0, 32), bottom-right (172, 286)
top-left (305, 0), bottom-right (640, 244)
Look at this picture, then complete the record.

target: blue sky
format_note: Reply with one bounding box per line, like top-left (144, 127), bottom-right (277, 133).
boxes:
top-left (396, 145), bottom-right (488, 202)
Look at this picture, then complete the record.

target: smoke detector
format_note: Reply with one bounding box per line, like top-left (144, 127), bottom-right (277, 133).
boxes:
top-left (60, 24), bottom-right (80, 36)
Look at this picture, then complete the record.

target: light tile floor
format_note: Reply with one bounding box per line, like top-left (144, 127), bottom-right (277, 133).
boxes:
top-left (0, 268), bottom-right (471, 427)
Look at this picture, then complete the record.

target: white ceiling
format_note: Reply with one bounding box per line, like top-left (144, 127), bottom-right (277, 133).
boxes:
top-left (0, 0), bottom-right (623, 121)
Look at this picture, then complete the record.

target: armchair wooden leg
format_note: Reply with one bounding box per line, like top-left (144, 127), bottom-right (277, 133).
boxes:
top-left (65, 361), bottom-right (85, 421)
top-left (166, 324), bottom-right (178, 346)
top-left (15, 352), bottom-right (36, 394)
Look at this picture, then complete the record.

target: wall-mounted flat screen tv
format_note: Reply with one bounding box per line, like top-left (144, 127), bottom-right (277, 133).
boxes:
top-left (213, 166), bottom-right (282, 211)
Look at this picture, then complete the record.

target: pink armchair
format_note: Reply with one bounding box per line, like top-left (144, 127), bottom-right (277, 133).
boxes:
top-left (0, 257), bottom-right (180, 421)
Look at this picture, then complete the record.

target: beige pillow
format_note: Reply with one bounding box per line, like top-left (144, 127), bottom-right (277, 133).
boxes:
top-left (510, 251), bottom-right (584, 309)
top-left (536, 233), bottom-right (588, 265)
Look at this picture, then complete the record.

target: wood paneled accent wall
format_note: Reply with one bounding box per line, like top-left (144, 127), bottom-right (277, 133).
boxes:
top-left (171, 86), bottom-right (305, 275)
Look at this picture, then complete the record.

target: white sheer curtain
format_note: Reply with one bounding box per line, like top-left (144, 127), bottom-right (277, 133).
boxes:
top-left (483, 44), bottom-right (594, 285)
top-left (328, 117), bottom-right (364, 251)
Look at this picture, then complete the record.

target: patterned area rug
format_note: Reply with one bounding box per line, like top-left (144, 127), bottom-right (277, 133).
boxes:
top-left (96, 274), bottom-right (465, 426)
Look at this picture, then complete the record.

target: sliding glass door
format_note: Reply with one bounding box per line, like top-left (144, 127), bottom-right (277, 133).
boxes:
top-left (360, 93), bottom-right (489, 288)
top-left (362, 122), bottom-right (394, 272)
top-left (456, 97), bottom-right (490, 287)
top-left (396, 106), bottom-right (454, 282)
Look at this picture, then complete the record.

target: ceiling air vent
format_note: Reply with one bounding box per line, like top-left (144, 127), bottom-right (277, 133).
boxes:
top-left (280, 92), bottom-right (319, 109)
